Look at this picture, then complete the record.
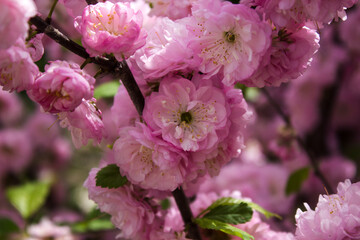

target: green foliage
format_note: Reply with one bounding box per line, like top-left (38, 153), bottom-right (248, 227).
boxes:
top-left (285, 166), bottom-right (310, 195)
top-left (161, 198), bottom-right (171, 210)
top-left (202, 203), bottom-right (253, 225)
top-left (194, 218), bottom-right (254, 240)
top-left (6, 181), bottom-right (50, 219)
top-left (93, 81), bottom-right (121, 99)
top-left (198, 197), bottom-right (280, 219)
top-left (71, 218), bottom-right (114, 233)
top-left (95, 164), bottom-right (128, 189)
top-left (71, 208), bottom-right (114, 233)
top-left (0, 218), bottom-right (20, 236)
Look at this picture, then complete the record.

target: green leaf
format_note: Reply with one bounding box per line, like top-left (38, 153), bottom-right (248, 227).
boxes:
top-left (72, 218), bottom-right (114, 233)
top-left (202, 202), bottom-right (253, 225)
top-left (96, 164), bottom-right (128, 189)
top-left (285, 167), bottom-right (310, 196)
top-left (246, 202), bottom-right (281, 219)
top-left (198, 197), bottom-right (280, 220)
top-left (0, 218), bottom-right (20, 235)
top-left (6, 181), bottom-right (50, 219)
top-left (195, 218), bottom-right (254, 240)
top-left (161, 198), bottom-right (171, 210)
top-left (93, 81), bottom-right (121, 99)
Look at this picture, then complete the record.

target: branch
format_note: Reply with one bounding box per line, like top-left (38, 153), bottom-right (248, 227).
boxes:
top-left (30, 13), bottom-right (201, 239)
top-left (173, 187), bottom-right (202, 240)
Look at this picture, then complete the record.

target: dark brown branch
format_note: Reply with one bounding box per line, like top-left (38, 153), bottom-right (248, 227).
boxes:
top-left (173, 187), bottom-right (202, 240)
top-left (86, 0), bottom-right (98, 5)
top-left (30, 13), bottom-right (201, 239)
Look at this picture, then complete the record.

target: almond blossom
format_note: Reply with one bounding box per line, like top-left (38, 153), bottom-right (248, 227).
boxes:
top-left (0, 40), bottom-right (39, 92)
top-left (187, 0), bottom-right (271, 85)
top-left (27, 61), bottom-right (95, 113)
top-left (295, 179), bottom-right (360, 240)
top-left (74, 1), bottom-right (147, 60)
top-left (59, 98), bottom-right (104, 148)
top-left (113, 123), bottom-right (189, 191)
top-left (143, 77), bottom-right (228, 152)
top-left (0, 0), bottom-right (37, 49)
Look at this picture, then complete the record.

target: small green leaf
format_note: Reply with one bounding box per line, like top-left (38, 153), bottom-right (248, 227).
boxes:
top-left (286, 167), bottom-right (310, 195)
top-left (6, 181), bottom-right (50, 219)
top-left (96, 164), bottom-right (128, 189)
top-left (0, 218), bottom-right (20, 235)
top-left (198, 197), bottom-right (280, 220)
top-left (195, 218), bottom-right (254, 240)
top-left (93, 81), bottom-right (121, 99)
top-left (246, 202), bottom-right (281, 219)
top-left (161, 198), bottom-right (171, 210)
top-left (202, 203), bottom-right (253, 225)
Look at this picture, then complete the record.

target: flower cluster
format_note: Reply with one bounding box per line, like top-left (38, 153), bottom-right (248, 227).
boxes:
top-left (295, 179), bottom-right (360, 239)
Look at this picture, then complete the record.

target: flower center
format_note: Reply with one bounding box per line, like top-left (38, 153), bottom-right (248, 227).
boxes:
top-left (224, 31), bottom-right (236, 43)
top-left (180, 111), bottom-right (192, 124)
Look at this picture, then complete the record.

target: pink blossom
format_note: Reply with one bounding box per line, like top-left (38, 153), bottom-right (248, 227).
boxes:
top-left (26, 33), bottom-right (45, 62)
top-left (295, 179), bottom-right (360, 240)
top-left (0, 40), bottom-right (39, 92)
top-left (132, 17), bottom-right (200, 81)
top-left (28, 61), bottom-right (95, 113)
top-left (26, 218), bottom-right (78, 240)
top-left (0, 0), bottom-right (37, 49)
top-left (59, 98), bottom-right (104, 148)
top-left (74, 1), bottom-right (147, 60)
top-left (250, 0), bottom-right (358, 29)
top-left (84, 168), bottom-right (155, 239)
top-left (190, 85), bottom-right (252, 177)
top-left (241, 26), bottom-right (320, 87)
top-left (143, 77), bottom-right (228, 152)
top-left (147, 0), bottom-right (192, 20)
top-left (187, 1), bottom-right (271, 85)
top-left (113, 123), bottom-right (188, 191)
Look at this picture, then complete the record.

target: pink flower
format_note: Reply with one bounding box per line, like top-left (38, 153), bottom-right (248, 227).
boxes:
top-left (241, 26), bottom-right (320, 87)
top-left (59, 98), bottom-right (104, 148)
top-left (27, 218), bottom-right (77, 240)
top-left (143, 77), bottom-right (228, 152)
top-left (0, 0), bottom-right (37, 49)
top-left (190, 85), bottom-right (252, 177)
top-left (113, 123), bottom-right (188, 191)
top-left (26, 33), bottom-right (44, 62)
top-left (251, 0), bottom-right (358, 29)
top-left (187, 1), bottom-right (271, 85)
top-left (27, 61), bottom-right (95, 113)
top-left (84, 168), bottom-right (155, 239)
top-left (74, 1), bottom-right (147, 60)
top-left (295, 179), bottom-right (360, 240)
top-left (0, 40), bottom-right (39, 92)
top-left (147, 0), bottom-right (193, 20)
top-left (132, 17), bottom-right (200, 81)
